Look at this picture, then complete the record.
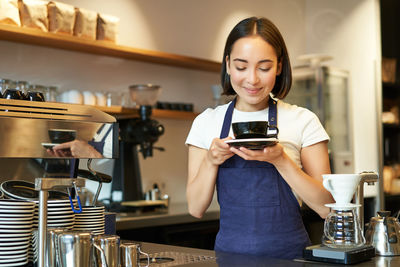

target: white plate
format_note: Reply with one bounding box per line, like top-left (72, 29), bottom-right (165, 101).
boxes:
top-left (73, 226), bottom-right (105, 230)
top-left (75, 216), bottom-right (104, 221)
top-left (225, 138), bottom-right (278, 150)
top-left (33, 199), bottom-right (73, 204)
top-left (0, 244), bottom-right (29, 251)
top-left (0, 206), bottom-right (34, 211)
top-left (0, 252), bottom-right (27, 259)
top-left (0, 236), bottom-right (31, 242)
top-left (45, 218), bottom-right (74, 223)
top-left (35, 210), bottom-right (73, 215)
top-left (0, 200), bottom-right (35, 206)
top-left (33, 222), bottom-right (74, 227)
top-left (0, 220), bottom-right (32, 224)
top-left (0, 209), bottom-right (33, 214)
top-left (0, 259), bottom-right (28, 267)
top-left (0, 228), bottom-right (32, 233)
top-left (0, 224), bottom-right (32, 229)
top-left (47, 207), bottom-right (74, 211)
top-left (0, 256), bottom-right (28, 263)
top-left (0, 241), bottom-right (29, 247)
top-left (325, 203), bottom-right (361, 210)
top-left (0, 248), bottom-right (28, 255)
top-left (73, 222), bottom-right (104, 227)
top-left (0, 213), bottom-right (34, 218)
top-left (0, 216), bottom-right (32, 221)
top-left (34, 214), bottom-right (74, 218)
top-left (81, 206), bottom-right (105, 210)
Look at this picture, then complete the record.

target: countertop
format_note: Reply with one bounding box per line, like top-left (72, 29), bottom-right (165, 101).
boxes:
top-left (116, 201), bottom-right (220, 230)
top-left (139, 241), bottom-right (400, 267)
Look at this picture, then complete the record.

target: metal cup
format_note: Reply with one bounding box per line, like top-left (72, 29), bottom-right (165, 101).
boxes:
top-left (120, 242), bottom-right (150, 267)
top-left (33, 227), bottom-right (67, 266)
top-left (93, 234), bottom-right (120, 267)
top-left (57, 231), bottom-right (95, 267)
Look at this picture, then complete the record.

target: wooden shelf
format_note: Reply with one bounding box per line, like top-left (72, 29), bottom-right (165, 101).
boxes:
top-left (0, 24), bottom-right (221, 73)
top-left (95, 105), bottom-right (198, 120)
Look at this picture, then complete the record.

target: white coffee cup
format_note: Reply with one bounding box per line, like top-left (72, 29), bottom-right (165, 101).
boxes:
top-left (95, 92), bottom-right (107, 106)
top-left (83, 91), bottom-right (97, 105)
top-left (322, 174), bottom-right (361, 205)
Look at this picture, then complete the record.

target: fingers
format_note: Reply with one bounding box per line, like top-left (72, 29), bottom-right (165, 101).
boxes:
top-left (208, 138), bottom-right (234, 165)
top-left (230, 143), bottom-right (282, 162)
top-left (52, 141), bottom-right (74, 150)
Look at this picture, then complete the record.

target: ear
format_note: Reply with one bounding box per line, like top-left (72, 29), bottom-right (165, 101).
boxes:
top-left (276, 60), bottom-right (282, 76)
top-left (225, 55), bottom-right (230, 75)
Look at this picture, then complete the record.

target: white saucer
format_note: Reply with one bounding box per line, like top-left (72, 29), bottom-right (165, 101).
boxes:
top-left (325, 203), bottom-right (361, 209)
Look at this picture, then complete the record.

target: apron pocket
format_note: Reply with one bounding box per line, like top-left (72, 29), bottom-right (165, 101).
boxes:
top-left (217, 167), bottom-right (280, 207)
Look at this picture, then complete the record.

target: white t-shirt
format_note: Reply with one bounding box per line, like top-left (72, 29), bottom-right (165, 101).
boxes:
top-left (185, 99), bottom-right (329, 169)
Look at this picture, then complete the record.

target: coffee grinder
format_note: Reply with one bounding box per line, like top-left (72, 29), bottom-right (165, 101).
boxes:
top-left (303, 172), bottom-right (378, 264)
top-left (111, 84), bottom-right (164, 207)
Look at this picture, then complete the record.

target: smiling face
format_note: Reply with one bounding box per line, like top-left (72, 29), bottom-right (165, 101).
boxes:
top-left (226, 35), bottom-right (282, 111)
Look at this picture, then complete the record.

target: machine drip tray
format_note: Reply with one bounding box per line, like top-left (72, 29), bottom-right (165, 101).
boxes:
top-left (139, 251), bottom-right (215, 266)
top-left (303, 244), bottom-right (375, 265)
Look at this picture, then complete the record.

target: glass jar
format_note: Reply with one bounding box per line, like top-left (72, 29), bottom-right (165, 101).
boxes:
top-left (323, 207), bottom-right (365, 248)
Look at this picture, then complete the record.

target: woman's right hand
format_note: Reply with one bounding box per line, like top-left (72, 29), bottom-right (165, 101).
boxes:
top-left (207, 137), bottom-right (234, 165)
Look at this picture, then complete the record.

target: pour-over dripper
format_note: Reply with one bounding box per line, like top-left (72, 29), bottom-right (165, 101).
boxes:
top-left (322, 174), bottom-right (361, 205)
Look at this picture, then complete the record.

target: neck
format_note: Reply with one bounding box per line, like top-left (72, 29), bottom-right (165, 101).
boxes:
top-left (235, 97), bottom-right (269, 112)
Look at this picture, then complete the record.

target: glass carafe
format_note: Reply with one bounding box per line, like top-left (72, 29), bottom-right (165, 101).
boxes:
top-left (323, 207), bottom-right (365, 248)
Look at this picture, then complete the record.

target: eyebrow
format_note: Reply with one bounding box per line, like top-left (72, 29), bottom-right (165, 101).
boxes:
top-left (233, 58), bottom-right (273, 63)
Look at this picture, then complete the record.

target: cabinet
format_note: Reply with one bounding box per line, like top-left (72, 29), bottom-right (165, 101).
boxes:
top-left (380, 0), bottom-right (400, 196)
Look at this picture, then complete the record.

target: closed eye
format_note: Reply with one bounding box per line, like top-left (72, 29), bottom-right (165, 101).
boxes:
top-left (260, 67), bottom-right (271, 71)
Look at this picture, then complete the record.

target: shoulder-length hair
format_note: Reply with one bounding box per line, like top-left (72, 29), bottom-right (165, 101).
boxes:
top-left (221, 17), bottom-right (292, 99)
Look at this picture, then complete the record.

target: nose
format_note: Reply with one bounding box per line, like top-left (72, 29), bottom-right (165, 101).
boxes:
top-left (247, 68), bottom-right (260, 85)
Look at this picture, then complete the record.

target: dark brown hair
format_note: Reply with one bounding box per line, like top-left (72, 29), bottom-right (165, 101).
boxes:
top-left (221, 17), bottom-right (292, 99)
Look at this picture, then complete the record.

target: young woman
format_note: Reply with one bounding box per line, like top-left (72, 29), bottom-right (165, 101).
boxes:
top-left (185, 17), bottom-right (334, 259)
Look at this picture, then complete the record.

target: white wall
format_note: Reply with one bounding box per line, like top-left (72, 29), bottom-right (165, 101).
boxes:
top-left (0, 0), bottom-right (381, 202)
top-left (305, 0), bottom-right (382, 197)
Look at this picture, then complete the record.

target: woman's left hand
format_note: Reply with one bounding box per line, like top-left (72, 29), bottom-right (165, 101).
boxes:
top-left (230, 143), bottom-right (285, 165)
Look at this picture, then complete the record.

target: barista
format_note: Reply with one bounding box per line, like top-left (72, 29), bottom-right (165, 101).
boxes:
top-left (185, 17), bottom-right (334, 259)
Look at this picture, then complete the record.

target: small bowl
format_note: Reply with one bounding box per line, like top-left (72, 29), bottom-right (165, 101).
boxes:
top-left (232, 121), bottom-right (269, 139)
top-left (48, 129), bottom-right (77, 144)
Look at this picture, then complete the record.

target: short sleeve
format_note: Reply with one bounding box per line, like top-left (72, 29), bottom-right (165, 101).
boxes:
top-left (185, 108), bottom-right (214, 149)
top-left (301, 111), bottom-right (330, 148)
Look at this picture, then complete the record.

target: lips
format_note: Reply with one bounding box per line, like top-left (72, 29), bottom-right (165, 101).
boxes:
top-left (244, 87), bottom-right (262, 95)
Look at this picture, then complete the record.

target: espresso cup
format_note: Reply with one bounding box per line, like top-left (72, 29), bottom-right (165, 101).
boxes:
top-left (2, 89), bottom-right (24, 100)
top-left (322, 174), bottom-right (361, 205)
top-left (48, 129), bottom-right (77, 144)
top-left (25, 91), bottom-right (45, 101)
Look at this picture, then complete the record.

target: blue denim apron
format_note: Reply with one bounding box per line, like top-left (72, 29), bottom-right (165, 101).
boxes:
top-left (215, 98), bottom-right (310, 259)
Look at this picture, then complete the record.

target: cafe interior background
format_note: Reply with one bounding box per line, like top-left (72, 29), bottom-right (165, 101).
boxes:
top-left (2, 0), bottom-right (399, 247)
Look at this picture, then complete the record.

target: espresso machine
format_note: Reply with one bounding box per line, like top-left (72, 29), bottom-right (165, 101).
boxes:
top-left (111, 84), bottom-right (165, 209)
top-left (0, 98), bottom-right (119, 267)
top-left (303, 172), bottom-right (379, 264)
